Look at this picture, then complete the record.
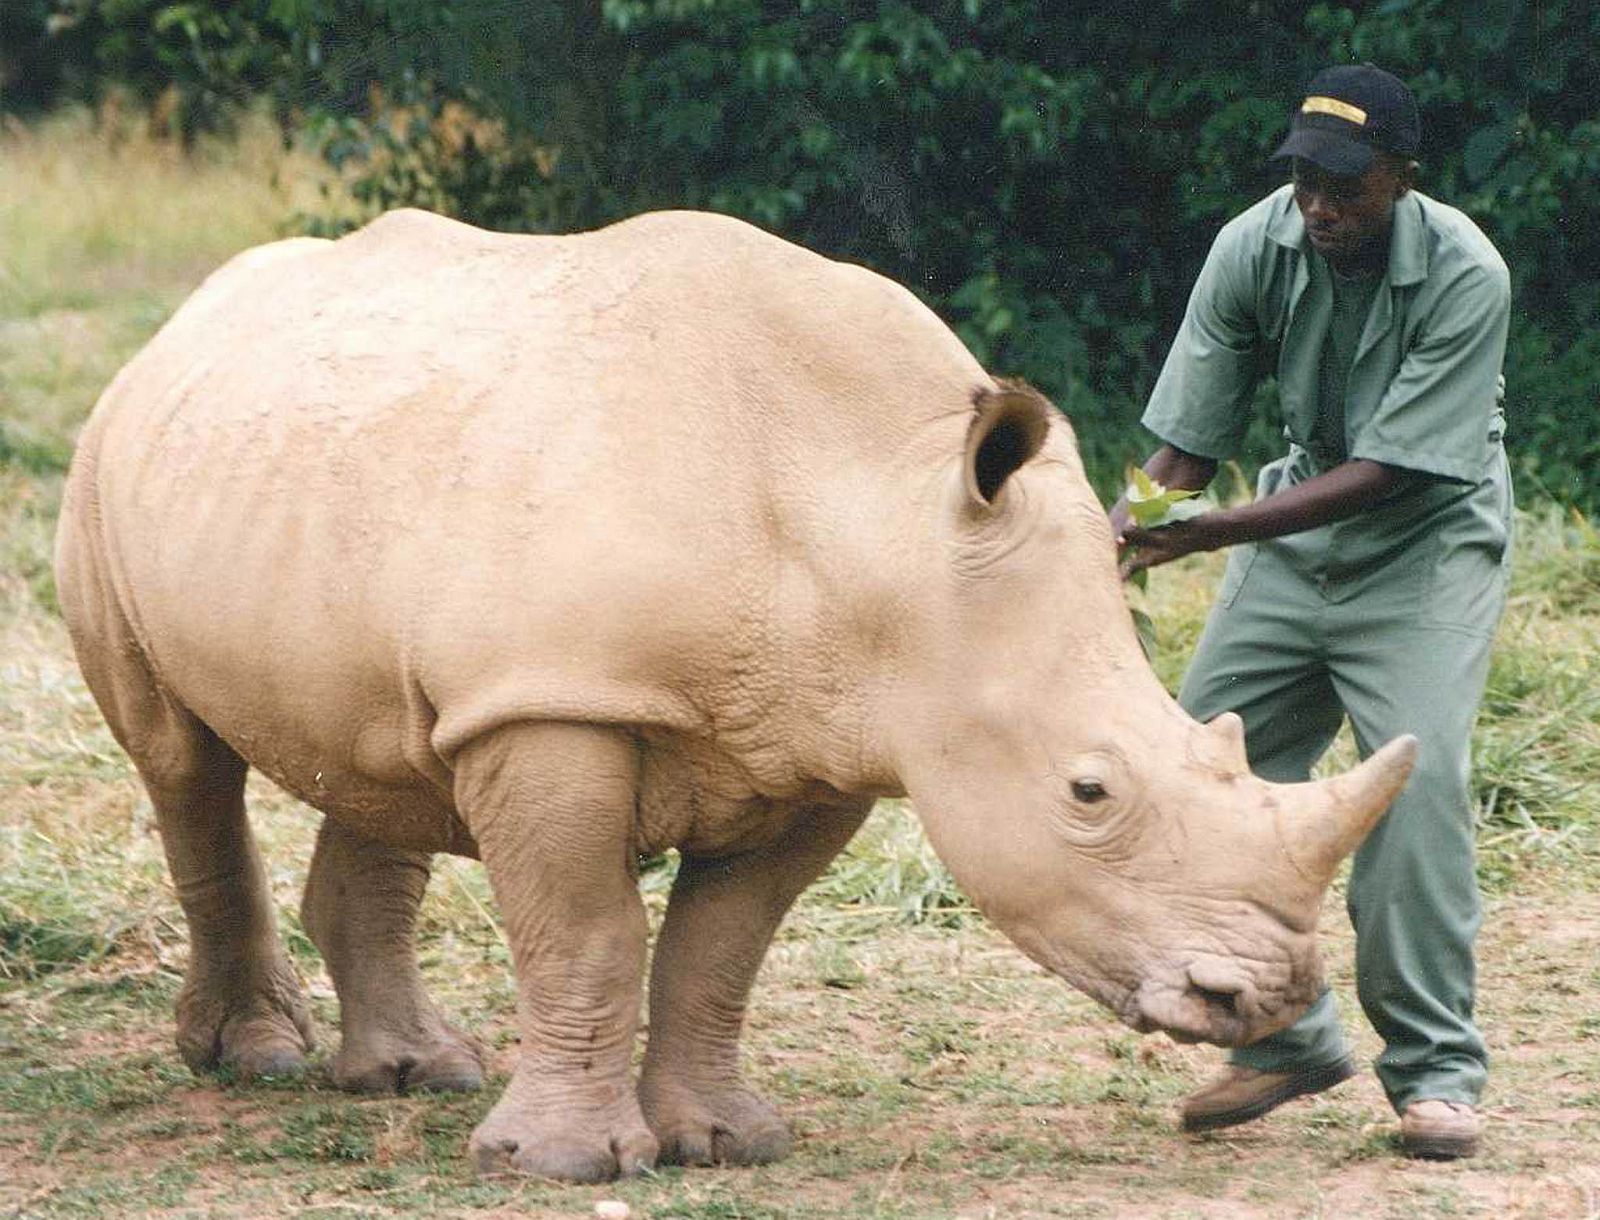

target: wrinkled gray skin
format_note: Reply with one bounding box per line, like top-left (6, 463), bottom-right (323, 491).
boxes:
top-left (54, 209), bottom-right (1415, 1182)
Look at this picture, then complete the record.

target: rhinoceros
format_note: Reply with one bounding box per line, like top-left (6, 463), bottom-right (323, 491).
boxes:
top-left (55, 208), bottom-right (1414, 1182)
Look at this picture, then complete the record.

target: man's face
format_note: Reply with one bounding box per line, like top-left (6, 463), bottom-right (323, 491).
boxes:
top-left (1291, 156), bottom-right (1411, 272)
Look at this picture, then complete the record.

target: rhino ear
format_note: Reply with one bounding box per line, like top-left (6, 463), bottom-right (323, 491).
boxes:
top-left (964, 380), bottom-right (1054, 508)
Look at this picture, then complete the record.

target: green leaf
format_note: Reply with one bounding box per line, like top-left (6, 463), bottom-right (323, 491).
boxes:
top-left (1157, 496), bottom-right (1209, 524)
top-left (1127, 464), bottom-right (1157, 500)
top-left (1123, 467), bottom-right (1204, 528)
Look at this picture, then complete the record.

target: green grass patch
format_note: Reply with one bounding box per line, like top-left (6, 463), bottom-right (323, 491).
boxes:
top-left (271, 1103), bottom-right (383, 1163)
top-left (1471, 505), bottom-right (1600, 883)
top-left (0, 1053), bottom-right (190, 1118)
top-left (0, 823), bottom-right (173, 980)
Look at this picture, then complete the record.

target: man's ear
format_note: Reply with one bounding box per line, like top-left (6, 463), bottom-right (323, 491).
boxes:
top-left (1393, 157), bottom-right (1418, 198)
top-left (963, 379), bottom-right (1054, 509)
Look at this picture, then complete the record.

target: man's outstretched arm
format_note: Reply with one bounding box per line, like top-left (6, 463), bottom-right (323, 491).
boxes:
top-left (1113, 444), bottom-right (1415, 577)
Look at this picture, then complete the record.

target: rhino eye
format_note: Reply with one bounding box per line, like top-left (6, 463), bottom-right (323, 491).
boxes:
top-left (1071, 779), bottom-right (1109, 804)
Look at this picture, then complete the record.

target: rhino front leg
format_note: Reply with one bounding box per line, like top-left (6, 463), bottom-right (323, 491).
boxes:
top-left (300, 817), bottom-right (484, 1094)
top-left (452, 723), bottom-right (658, 1183)
top-left (640, 798), bottom-right (872, 1166)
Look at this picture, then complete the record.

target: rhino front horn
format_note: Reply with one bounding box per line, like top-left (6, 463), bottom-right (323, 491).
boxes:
top-left (1282, 734), bottom-right (1419, 883)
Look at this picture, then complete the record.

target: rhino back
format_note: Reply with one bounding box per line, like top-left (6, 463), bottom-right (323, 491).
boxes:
top-left (72, 208), bottom-right (987, 818)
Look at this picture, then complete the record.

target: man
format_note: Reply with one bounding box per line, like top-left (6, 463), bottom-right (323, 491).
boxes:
top-left (1113, 64), bottom-right (1512, 1160)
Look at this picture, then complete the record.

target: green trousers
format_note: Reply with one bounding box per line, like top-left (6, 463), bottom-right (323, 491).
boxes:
top-left (1178, 534), bottom-right (1505, 1112)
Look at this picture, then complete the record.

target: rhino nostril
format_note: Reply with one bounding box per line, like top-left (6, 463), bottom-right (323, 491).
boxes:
top-left (1188, 984), bottom-right (1241, 1019)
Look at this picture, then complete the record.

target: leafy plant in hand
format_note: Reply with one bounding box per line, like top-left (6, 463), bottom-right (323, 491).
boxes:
top-left (1122, 466), bottom-right (1211, 657)
top-left (1124, 465), bottom-right (1208, 530)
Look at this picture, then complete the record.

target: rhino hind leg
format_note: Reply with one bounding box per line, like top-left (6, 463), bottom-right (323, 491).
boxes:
top-left (122, 698), bottom-right (313, 1078)
top-left (300, 816), bottom-right (484, 1093)
top-left (452, 722), bottom-right (659, 1183)
top-left (57, 478), bottom-right (314, 1078)
top-left (639, 797), bottom-right (872, 1166)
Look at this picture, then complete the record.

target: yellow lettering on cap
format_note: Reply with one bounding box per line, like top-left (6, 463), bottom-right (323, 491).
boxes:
top-left (1302, 96), bottom-right (1368, 126)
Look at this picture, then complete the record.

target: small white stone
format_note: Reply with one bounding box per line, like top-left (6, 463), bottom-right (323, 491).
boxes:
top-left (594, 1202), bottom-right (631, 1220)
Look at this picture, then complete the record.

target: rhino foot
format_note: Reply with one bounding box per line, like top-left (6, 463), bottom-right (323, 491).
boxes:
top-left (641, 1080), bottom-right (794, 1167)
top-left (333, 1021), bottom-right (485, 1094)
top-left (175, 960), bottom-right (315, 1079)
top-left (469, 1087), bottom-right (659, 1183)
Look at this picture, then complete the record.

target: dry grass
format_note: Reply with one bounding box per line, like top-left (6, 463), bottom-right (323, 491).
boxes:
top-left (0, 105), bottom-right (335, 461)
top-left (0, 105), bottom-right (328, 314)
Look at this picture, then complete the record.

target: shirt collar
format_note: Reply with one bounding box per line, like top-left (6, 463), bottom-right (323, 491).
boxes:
top-left (1385, 192), bottom-right (1428, 286)
top-left (1266, 186), bottom-right (1429, 287)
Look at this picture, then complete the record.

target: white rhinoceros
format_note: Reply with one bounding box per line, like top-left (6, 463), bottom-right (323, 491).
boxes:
top-left (55, 208), bottom-right (1413, 1182)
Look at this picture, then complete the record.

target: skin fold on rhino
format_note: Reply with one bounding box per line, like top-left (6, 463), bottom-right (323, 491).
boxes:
top-left (54, 208), bottom-right (1416, 1183)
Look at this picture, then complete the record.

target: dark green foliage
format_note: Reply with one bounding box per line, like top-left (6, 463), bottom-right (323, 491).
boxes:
top-left (284, 0), bottom-right (1600, 507)
top-left (0, 1), bottom-right (69, 113)
top-left (0, 2), bottom-right (299, 141)
top-left (7, 1), bottom-right (1596, 504)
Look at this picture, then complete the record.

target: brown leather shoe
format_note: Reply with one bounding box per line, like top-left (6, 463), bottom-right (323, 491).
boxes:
top-left (1400, 1099), bottom-right (1482, 1160)
top-left (1180, 1056), bottom-right (1359, 1133)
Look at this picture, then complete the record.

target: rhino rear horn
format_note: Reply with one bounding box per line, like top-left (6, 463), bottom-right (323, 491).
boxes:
top-left (964, 380), bottom-right (1053, 507)
top-left (1191, 711), bottom-right (1250, 777)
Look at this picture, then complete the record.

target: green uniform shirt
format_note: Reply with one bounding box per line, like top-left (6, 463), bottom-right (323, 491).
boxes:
top-left (1314, 267), bottom-right (1382, 466)
top-left (1142, 185), bottom-right (1513, 619)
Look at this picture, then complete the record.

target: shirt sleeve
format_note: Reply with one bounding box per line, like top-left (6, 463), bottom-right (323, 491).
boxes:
top-left (1348, 259), bottom-right (1510, 483)
top-left (1140, 219), bottom-right (1262, 461)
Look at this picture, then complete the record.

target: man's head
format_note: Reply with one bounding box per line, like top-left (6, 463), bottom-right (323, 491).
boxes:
top-left (1290, 154), bottom-right (1413, 273)
top-left (1274, 65), bottom-right (1420, 273)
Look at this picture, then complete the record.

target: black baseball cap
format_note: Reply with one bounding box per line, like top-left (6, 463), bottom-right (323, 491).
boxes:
top-left (1271, 64), bottom-right (1421, 176)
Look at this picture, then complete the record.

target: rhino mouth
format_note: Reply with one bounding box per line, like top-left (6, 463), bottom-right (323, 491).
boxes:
top-left (1020, 926), bottom-right (1305, 1048)
top-left (1129, 978), bottom-right (1250, 1046)
top-left (1123, 958), bottom-right (1308, 1048)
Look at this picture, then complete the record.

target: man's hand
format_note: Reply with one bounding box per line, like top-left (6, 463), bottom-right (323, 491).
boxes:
top-left (1120, 516), bottom-right (1219, 578)
top-left (1111, 445), bottom-right (1220, 578)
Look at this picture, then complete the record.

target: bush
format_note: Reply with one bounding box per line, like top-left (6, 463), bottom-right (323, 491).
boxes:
top-left (0, 1), bottom-right (296, 142)
top-left (274, 1), bottom-right (1599, 506)
top-left (9, 1), bottom-right (1597, 506)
